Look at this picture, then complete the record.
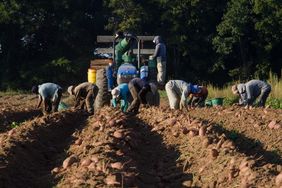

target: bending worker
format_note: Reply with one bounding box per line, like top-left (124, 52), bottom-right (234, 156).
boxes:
top-left (32, 82), bottom-right (62, 114)
top-left (151, 36), bottom-right (166, 88)
top-left (188, 86), bottom-right (208, 107)
top-left (127, 78), bottom-right (157, 114)
top-left (165, 80), bottom-right (201, 110)
top-left (231, 79), bottom-right (271, 107)
top-left (68, 82), bottom-right (99, 115)
top-left (111, 83), bottom-right (131, 112)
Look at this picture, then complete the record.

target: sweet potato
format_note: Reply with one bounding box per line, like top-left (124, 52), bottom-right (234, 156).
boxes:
top-left (63, 155), bottom-right (77, 169)
top-left (105, 174), bottom-right (120, 185)
top-left (276, 173), bottom-right (282, 186)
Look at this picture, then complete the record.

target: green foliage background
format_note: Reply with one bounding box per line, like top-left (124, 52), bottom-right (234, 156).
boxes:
top-left (0, 0), bottom-right (281, 90)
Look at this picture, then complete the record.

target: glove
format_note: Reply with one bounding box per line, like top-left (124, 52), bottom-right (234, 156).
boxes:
top-left (111, 99), bottom-right (117, 107)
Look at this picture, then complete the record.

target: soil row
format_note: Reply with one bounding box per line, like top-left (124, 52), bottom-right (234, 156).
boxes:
top-left (0, 109), bottom-right (88, 187)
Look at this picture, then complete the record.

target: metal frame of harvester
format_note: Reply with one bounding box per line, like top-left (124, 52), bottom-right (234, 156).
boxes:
top-left (91, 35), bottom-right (159, 109)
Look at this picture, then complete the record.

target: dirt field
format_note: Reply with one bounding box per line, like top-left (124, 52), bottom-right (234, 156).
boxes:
top-left (0, 94), bottom-right (281, 187)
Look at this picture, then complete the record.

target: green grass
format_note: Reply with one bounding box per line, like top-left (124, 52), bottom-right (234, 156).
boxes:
top-left (0, 89), bottom-right (29, 96)
top-left (206, 71), bottom-right (282, 108)
top-left (10, 121), bottom-right (21, 129)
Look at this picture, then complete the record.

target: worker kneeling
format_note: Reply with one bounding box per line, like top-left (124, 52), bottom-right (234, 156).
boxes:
top-left (111, 83), bottom-right (131, 112)
top-left (68, 82), bottom-right (99, 115)
top-left (231, 79), bottom-right (271, 108)
top-left (165, 80), bottom-right (202, 110)
top-left (127, 78), bottom-right (157, 114)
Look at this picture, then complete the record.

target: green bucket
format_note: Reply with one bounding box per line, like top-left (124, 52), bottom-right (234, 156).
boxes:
top-left (58, 102), bottom-right (69, 111)
top-left (205, 99), bottom-right (212, 107)
top-left (211, 98), bottom-right (224, 106)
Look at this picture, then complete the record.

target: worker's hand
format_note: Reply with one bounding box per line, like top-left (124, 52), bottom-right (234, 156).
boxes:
top-left (179, 101), bottom-right (185, 110)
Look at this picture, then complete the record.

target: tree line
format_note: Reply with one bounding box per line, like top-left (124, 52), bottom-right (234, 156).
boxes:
top-left (0, 0), bottom-right (281, 89)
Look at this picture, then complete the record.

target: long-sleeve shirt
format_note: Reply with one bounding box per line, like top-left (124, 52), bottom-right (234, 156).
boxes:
top-left (38, 83), bottom-right (62, 101)
top-left (152, 36), bottom-right (166, 61)
top-left (118, 83), bottom-right (130, 101)
top-left (129, 78), bottom-right (150, 104)
top-left (73, 82), bottom-right (97, 107)
top-left (238, 80), bottom-right (270, 105)
top-left (169, 80), bottom-right (192, 104)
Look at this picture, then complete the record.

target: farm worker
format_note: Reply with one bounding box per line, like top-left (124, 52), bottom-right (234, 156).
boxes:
top-left (151, 36), bottom-right (166, 88)
top-left (140, 60), bottom-right (149, 82)
top-left (31, 83), bottom-right (62, 114)
top-left (111, 83), bottom-right (130, 112)
top-left (231, 79), bottom-right (271, 107)
top-left (188, 86), bottom-right (208, 107)
top-left (165, 80), bottom-right (200, 110)
top-left (68, 82), bottom-right (99, 115)
top-left (106, 61), bottom-right (115, 91)
top-left (127, 78), bottom-right (157, 114)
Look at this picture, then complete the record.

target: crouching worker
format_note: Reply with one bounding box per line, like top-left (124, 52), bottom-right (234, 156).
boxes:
top-left (231, 79), bottom-right (271, 108)
top-left (32, 83), bottom-right (62, 114)
top-left (127, 78), bottom-right (157, 114)
top-left (165, 80), bottom-right (200, 110)
top-left (68, 82), bottom-right (99, 115)
top-left (188, 86), bottom-right (208, 107)
top-left (111, 83), bottom-right (130, 112)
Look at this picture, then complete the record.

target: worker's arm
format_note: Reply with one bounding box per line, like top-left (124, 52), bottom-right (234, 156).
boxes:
top-left (74, 89), bottom-right (81, 108)
top-left (180, 90), bottom-right (189, 110)
top-left (138, 86), bottom-right (150, 104)
top-left (187, 95), bottom-right (193, 106)
top-left (37, 95), bottom-right (42, 108)
top-left (151, 44), bottom-right (160, 59)
top-left (111, 98), bottom-right (117, 107)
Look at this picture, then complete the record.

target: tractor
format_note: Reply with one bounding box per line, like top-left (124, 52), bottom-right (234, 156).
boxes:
top-left (89, 33), bottom-right (160, 109)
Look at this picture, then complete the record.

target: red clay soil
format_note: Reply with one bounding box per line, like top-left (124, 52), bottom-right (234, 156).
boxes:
top-left (0, 94), bottom-right (281, 187)
top-left (0, 110), bottom-right (89, 188)
top-left (138, 107), bottom-right (282, 187)
top-left (0, 94), bottom-right (41, 132)
top-left (54, 107), bottom-right (281, 187)
top-left (188, 106), bottom-right (282, 161)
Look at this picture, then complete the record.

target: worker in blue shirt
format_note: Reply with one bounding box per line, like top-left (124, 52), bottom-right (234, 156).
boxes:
top-left (111, 83), bottom-right (131, 112)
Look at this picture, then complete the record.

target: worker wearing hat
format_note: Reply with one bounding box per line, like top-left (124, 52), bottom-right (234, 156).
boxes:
top-left (127, 78), bottom-right (158, 114)
top-left (151, 36), bottom-right (166, 89)
top-left (32, 82), bottom-right (62, 114)
top-left (68, 82), bottom-right (99, 114)
top-left (231, 79), bottom-right (271, 107)
top-left (165, 80), bottom-right (201, 110)
top-left (188, 85), bottom-right (208, 107)
top-left (111, 83), bottom-right (131, 112)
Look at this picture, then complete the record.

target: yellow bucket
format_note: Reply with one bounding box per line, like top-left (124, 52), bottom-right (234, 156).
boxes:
top-left (88, 68), bottom-right (96, 83)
